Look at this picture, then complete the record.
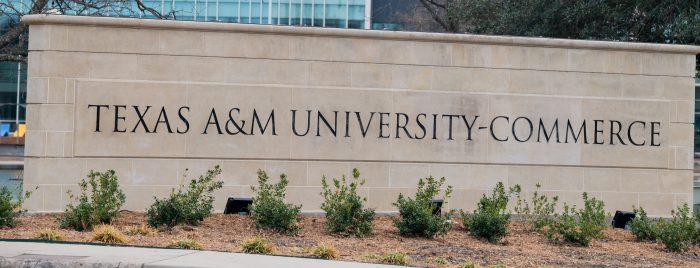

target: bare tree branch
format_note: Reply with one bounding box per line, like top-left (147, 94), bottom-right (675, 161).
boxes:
top-left (417, 0), bottom-right (455, 32)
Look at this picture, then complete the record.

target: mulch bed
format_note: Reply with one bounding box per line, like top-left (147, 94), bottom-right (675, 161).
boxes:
top-left (1, 212), bottom-right (699, 267)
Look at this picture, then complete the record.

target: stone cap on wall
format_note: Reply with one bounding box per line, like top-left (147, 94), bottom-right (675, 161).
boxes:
top-left (22, 14), bottom-right (700, 55)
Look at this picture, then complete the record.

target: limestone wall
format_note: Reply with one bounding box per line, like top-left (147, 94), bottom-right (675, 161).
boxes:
top-left (22, 15), bottom-right (699, 216)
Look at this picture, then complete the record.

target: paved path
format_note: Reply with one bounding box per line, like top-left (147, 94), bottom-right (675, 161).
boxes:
top-left (0, 241), bottom-right (400, 268)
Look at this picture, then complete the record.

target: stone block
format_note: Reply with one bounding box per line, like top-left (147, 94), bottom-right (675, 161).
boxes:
top-left (638, 193), bottom-right (675, 216)
top-left (263, 161), bottom-right (307, 186)
top-left (33, 51), bottom-right (90, 78)
top-left (285, 186), bottom-right (323, 211)
top-left (131, 159), bottom-right (179, 185)
top-left (583, 168), bottom-right (621, 192)
top-left (44, 131), bottom-right (65, 157)
top-left (600, 192), bottom-right (638, 213)
top-left (668, 123), bottom-right (694, 147)
top-left (368, 187), bottom-right (416, 212)
top-left (306, 161), bottom-right (351, 187)
top-left (621, 169), bottom-right (659, 193)
top-left (659, 170), bottom-right (692, 193)
top-left (26, 78), bottom-right (48, 104)
top-left (24, 131), bottom-right (46, 157)
top-left (309, 61), bottom-right (351, 87)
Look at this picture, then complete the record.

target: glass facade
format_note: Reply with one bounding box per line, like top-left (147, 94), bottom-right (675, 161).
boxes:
top-left (77, 0), bottom-right (370, 29)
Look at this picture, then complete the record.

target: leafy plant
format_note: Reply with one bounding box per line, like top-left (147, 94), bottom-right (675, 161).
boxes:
top-left (379, 252), bottom-right (410, 266)
top-left (320, 168), bottom-right (375, 237)
top-left (0, 184), bottom-right (34, 228)
top-left (463, 182), bottom-right (513, 242)
top-left (393, 176), bottom-right (453, 238)
top-left (512, 183), bottom-right (558, 231)
top-left (241, 236), bottom-right (275, 254)
top-left (34, 229), bottom-right (64, 241)
top-left (629, 206), bottom-right (660, 241)
top-left (250, 169), bottom-right (302, 234)
top-left (169, 236), bottom-right (203, 250)
top-left (90, 224), bottom-right (127, 244)
top-left (311, 244), bottom-right (339, 259)
top-left (146, 166), bottom-right (223, 228)
top-left (60, 170), bottom-right (125, 231)
top-left (656, 203), bottom-right (698, 252)
top-left (545, 193), bottom-right (606, 246)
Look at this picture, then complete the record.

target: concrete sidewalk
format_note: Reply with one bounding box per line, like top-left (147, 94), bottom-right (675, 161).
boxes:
top-left (0, 241), bottom-right (400, 268)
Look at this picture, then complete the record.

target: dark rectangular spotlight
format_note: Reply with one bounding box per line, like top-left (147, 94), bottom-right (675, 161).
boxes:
top-left (611, 210), bottom-right (635, 229)
top-left (431, 199), bottom-right (444, 215)
top-left (224, 197), bottom-right (253, 215)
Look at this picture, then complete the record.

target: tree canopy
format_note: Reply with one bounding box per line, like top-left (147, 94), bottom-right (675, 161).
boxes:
top-left (419, 0), bottom-right (700, 77)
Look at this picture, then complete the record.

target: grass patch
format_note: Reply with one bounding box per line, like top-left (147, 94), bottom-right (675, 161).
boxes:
top-left (310, 244), bottom-right (339, 259)
top-left (241, 236), bottom-right (275, 254)
top-left (90, 224), bottom-right (127, 244)
top-left (34, 229), bottom-right (63, 241)
top-left (380, 252), bottom-right (410, 266)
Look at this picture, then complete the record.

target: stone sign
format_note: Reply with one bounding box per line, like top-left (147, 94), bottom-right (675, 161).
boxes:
top-left (23, 15), bottom-right (699, 216)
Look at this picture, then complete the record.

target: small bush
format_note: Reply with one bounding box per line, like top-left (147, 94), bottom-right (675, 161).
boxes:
top-left (457, 261), bottom-right (478, 268)
top-left (146, 166), bottom-right (223, 228)
top-left (91, 224), bottom-right (127, 244)
top-left (60, 170), bottom-right (125, 231)
top-left (250, 169), bottom-right (302, 234)
top-left (656, 203), bottom-right (698, 252)
top-left (429, 256), bottom-right (449, 265)
top-left (546, 193), bottom-right (606, 246)
top-left (169, 237), bottom-right (203, 250)
top-left (311, 244), bottom-right (339, 259)
top-left (393, 176), bottom-right (453, 238)
top-left (241, 236), bottom-right (275, 254)
top-left (463, 182), bottom-right (512, 242)
top-left (512, 183), bottom-right (558, 231)
top-left (491, 264), bottom-right (508, 268)
top-left (34, 229), bottom-right (64, 241)
top-left (380, 252), bottom-right (410, 266)
top-left (124, 224), bottom-right (158, 236)
top-left (0, 184), bottom-right (34, 228)
top-left (320, 168), bottom-right (375, 237)
top-left (629, 206), bottom-right (660, 241)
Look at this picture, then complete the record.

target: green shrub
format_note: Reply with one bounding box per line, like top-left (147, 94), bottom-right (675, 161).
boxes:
top-left (60, 170), bottom-right (125, 231)
top-left (320, 168), bottom-right (375, 237)
top-left (0, 184), bottom-right (34, 228)
top-left (457, 261), bottom-right (478, 268)
top-left (91, 224), bottom-right (127, 244)
top-left (379, 252), bottom-right (410, 266)
top-left (241, 236), bottom-right (275, 254)
top-left (393, 176), bottom-right (453, 238)
top-left (146, 166), bottom-right (223, 228)
top-left (463, 182), bottom-right (512, 242)
top-left (513, 183), bottom-right (558, 231)
top-left (656, 203), bottom-right (698, 252)
top-left (545, 193), bottom-right (606, 246)
top-left (250, 169), bottom-right (302, 234)
top-left (310, 244), bottom-right (339, 259)
top-left (34, 229), bottom-right (64, 241)
top-left (629, 206), bottom-right (660, 241)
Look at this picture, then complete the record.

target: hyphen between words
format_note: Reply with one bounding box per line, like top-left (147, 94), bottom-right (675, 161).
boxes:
top-left (87, 105), bottom-right (662, 146)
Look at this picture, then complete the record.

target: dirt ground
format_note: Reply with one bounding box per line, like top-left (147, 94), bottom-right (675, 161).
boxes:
top-left (1, 212), bottom-right (699, 267)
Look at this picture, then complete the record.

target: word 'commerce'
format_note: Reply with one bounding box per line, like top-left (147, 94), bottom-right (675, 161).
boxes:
top-left (87, 105), bottom-right (662, 146)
